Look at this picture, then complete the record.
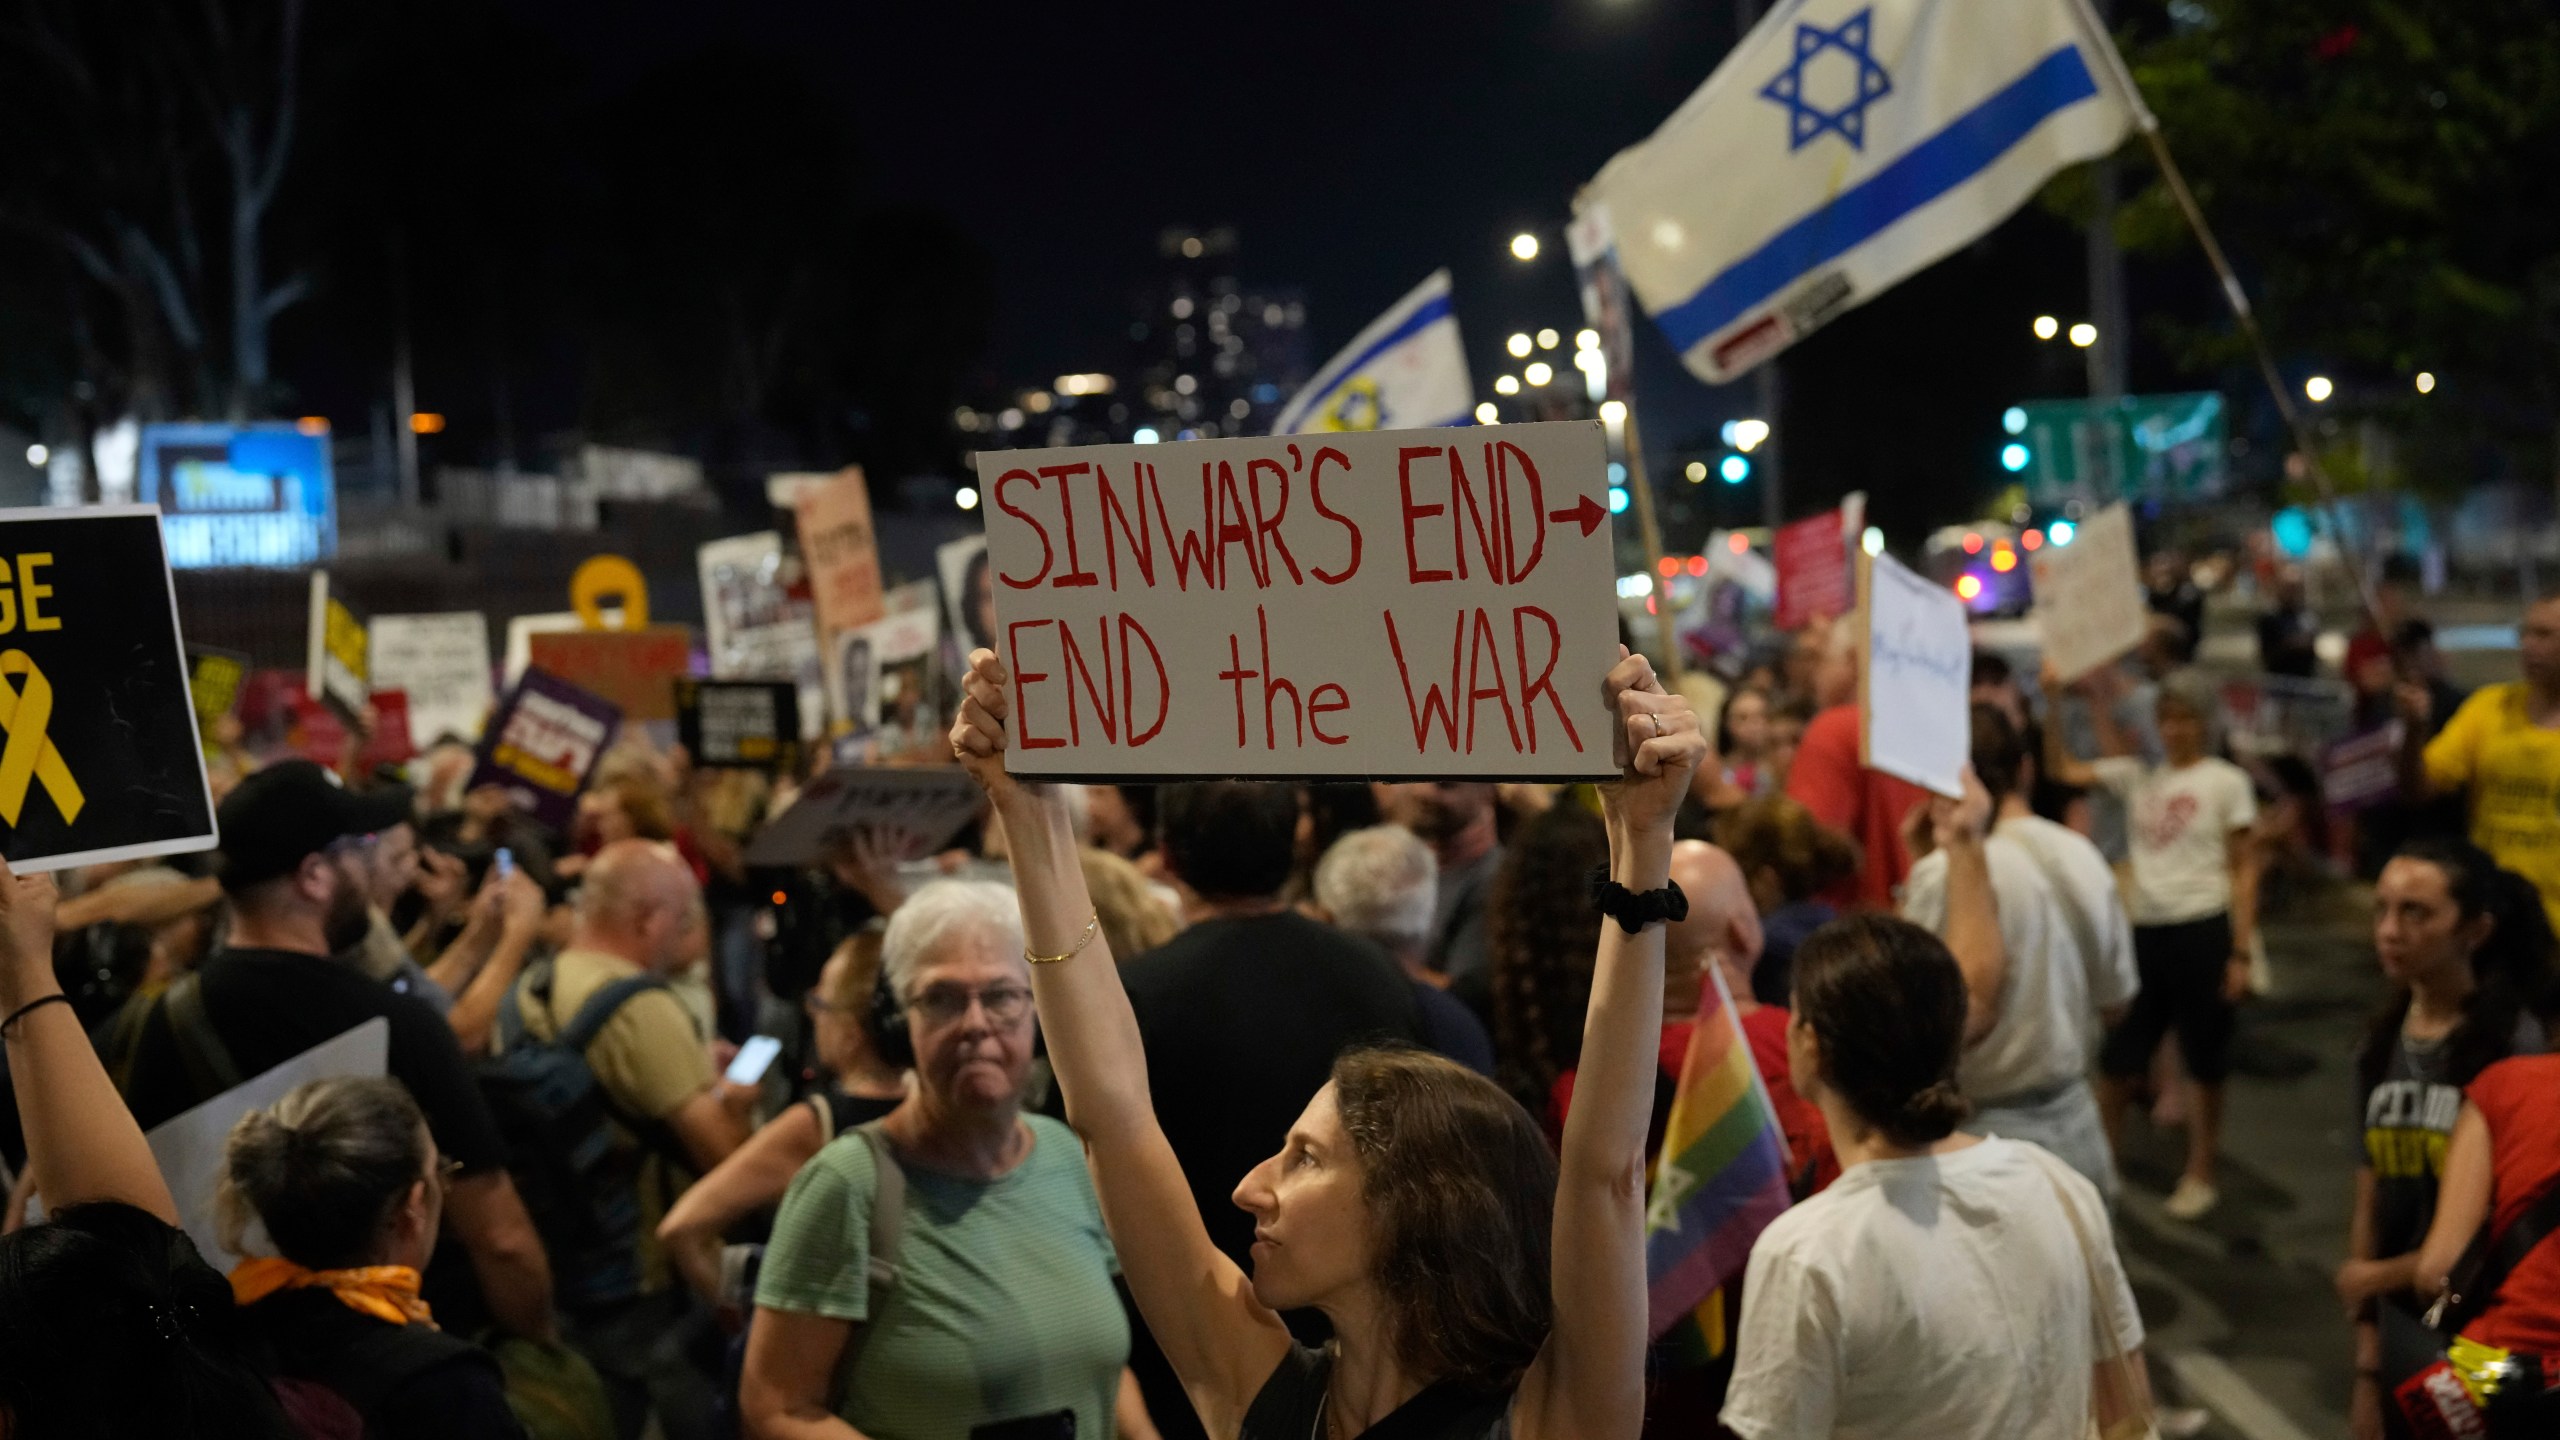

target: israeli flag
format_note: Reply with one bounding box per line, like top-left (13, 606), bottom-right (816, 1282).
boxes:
top-left (1589, 0), bottom-right (2148, 384)
top-left (1273, 269), bottom-right (1475, 435)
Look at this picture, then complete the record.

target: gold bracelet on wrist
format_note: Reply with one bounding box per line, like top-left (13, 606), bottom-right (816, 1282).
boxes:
top-left (1026, 913), bottom-right (1100, 966)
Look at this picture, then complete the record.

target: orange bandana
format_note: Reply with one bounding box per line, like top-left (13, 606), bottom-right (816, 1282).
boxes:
top-left (230, 1256), bottom-right (436, 1329)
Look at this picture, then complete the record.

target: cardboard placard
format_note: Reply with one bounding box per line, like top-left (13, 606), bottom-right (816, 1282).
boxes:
top-left (469, 668), bottom-right (622, 830)
top-left (1773, 507), bottom-right (1851, 631)
top-left (304, 571), bottom-right (369, 721)
top-left (678, 679), bottom-right (801, 771)
top-left (187, 645), bottom-right (249, 756)
top-left (742, 765), bottom-right (983, 868)
top-left (975, 421), bottom-right (1620, 780)
top-left (2027, 502), bottom-right (2146, 684)
top-left (1858, 550), bottom-right (1970, 798)
top-left (793, 466), bottom-right (885, 636)
top-left (527, 626), bottom-right (693, 723)
top-left (145, 1018), bottom-right (388, 1275)
top-left (0, 507), bottom-right (219, 872)
top-left (366, 612), bottom-right (493, 748)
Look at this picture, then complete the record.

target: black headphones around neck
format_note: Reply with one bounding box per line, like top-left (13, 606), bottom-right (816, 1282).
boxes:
top-left (866, 969), bottom-right (915, 1070)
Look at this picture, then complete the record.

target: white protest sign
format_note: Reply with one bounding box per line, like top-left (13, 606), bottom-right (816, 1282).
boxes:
top-left (2028, 502), bottom-right (2147, 684)
top-left (976, 422), bottom-right (1619, 779)
top-left (1859, 550), bottom-right (1971, 798)
top-left (503, 611), bottom-right (584, 686)
top-left (304, 571), bottom-right (368, 720)
top-left (143, 1018), bottom-right (390, 1272)
top-left (368, 612), bottom-right (494, 748)
top-left (699, 532), bottom-right (825, 741)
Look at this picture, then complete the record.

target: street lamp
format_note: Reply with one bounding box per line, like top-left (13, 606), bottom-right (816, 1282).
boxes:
top-left (1510, 232), bottom-right (1540, 261)
top-left (1524, 362), bottom-right (1553, 387)
top-left (1685, 461), bottom-right (1707, 483)
top-left (1598, 400), bottom-right (1627, 425)
top-left (1576, 329), bottom-right (1599, 351)
top-left (2033, 315), bottom-right (2060, 341)
top-left (2067, 322), bottom-right (2097, 348)
top-left (2305, 375), bottom-right (2334, 403)
top-left (1536, 328), bottom-right (1559, 350)
top-left (1730, 418), bottom-right (1770, 452)
top-left (2415, 372), bottom-right (2436, 395)
top-left (1495, 375), bottom-right (1521, 396)
top-left (955, 486), bottom-right (980, 510)
top-left (1475, 402), bottom-right (1501, 425)
top-left (23, 445), bottom-right (45, 467)
top-left (1507, 333), bottom-right (1533, 358)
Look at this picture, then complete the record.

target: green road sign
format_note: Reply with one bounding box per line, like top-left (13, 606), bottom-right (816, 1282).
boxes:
top-left (2004, 391), bottom-right (2228, 506)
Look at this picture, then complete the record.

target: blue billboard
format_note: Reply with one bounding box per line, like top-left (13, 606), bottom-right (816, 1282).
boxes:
top-left (137, 423), bottom-right (336, 568)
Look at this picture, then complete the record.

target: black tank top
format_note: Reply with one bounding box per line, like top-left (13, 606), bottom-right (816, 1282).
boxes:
top-left (1240, 1346), bottom-right (1514, 1440)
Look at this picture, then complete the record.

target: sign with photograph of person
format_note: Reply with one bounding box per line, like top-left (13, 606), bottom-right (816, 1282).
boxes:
top-left (1858, 549), bottom-right (1971, 799)
top-left (677, 678), bottom-right (801, 772)
top-left (699, 531), bottom-right (825, 739)
top-left (0, 506), bottom-right (219, 871)
top-left (972, 421), bottom-right (1620, 780)
top-left (186, 645), bottom-right (249, 759)
top-left (938, 535), bottom-right (997, 660)
top-left (791, 466), bottom-right (886, 636)
top-left (833, 604), bottom-right (941, 763)
top-left (468, 668), bottom-right (622, 831)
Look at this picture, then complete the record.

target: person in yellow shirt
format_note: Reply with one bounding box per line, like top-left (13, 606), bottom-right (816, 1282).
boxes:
top-left (2400, 595), bottom-right (2560, 932)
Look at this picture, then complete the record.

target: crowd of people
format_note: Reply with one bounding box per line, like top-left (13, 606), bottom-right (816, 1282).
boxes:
top-left (2, 548), bottom-right (2560, 1437)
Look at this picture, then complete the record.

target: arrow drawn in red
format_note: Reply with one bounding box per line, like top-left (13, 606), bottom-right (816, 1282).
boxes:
top-left (1549, 494), bottom-right (1607, 537)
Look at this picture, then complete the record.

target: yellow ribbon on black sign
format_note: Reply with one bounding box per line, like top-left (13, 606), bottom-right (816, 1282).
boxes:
top-left (0, 650), bottom-right (82, 826)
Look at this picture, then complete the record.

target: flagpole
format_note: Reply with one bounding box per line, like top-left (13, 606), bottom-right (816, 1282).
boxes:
top-left (2063, 0), bottom-right (2379, 618)
top-left (1615, 402), bottom-right (1686, 684)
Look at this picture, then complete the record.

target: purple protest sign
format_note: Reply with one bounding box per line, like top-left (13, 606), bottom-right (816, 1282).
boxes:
top-left (470, 667), bottom-right (621, 831)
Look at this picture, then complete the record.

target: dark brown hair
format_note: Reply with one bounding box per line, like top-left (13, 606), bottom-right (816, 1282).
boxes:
top-left (1790, 914), bottom-right (1971, 1146)
top-left (1332, 1047), bottom-right (1556, 1393)
top-left (1715, 795), bottom-right (1860, 905)
top-left (1488, 803), bottom-right (1612, 1108)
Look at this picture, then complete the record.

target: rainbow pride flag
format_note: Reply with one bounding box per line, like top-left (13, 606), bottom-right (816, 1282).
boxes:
top-left (1643, 965), bottom-right (1793, 1350)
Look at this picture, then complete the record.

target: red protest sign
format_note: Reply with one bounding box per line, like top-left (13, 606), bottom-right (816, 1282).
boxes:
top-left (1774, 508), bottom-right (1850, 631)
top-left (974, 422), bottom-right (1620, 781)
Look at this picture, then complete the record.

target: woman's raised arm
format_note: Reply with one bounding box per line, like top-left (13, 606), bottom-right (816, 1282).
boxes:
top-left (1517, 650), bottom-right (1706, 1440)
top-left (952, 650), bottom-right (1292, 1436)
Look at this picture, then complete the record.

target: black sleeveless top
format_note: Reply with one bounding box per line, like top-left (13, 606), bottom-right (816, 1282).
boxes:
top-left (1241, 1346), bottom-right (1514, 1440)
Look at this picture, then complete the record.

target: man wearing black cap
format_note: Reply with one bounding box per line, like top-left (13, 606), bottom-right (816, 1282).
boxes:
top-left (120, 760), bottom-right (557, 1342)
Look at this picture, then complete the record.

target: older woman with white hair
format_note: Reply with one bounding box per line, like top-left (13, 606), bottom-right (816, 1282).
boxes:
top-left (741, 879), bottom-right (1157, 1440)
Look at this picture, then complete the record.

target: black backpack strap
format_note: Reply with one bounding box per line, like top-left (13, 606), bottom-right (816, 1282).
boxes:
top-left (162, 972), bottom-right (244, 1098)
top-left (556, 974), bottom-right (671, 1055)
top-left (2444, 1176), bottom-right (2560, 1334)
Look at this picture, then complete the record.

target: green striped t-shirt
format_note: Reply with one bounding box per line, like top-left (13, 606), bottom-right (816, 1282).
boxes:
top-left (756, 1113), bottom-right (1128, 1439)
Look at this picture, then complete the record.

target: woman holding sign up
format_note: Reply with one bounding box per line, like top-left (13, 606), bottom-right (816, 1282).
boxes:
top-left (949, 644), bottom-right (1702, 1440)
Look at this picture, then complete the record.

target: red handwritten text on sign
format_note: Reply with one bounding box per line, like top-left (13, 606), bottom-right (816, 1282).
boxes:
top-left (975, 422), bottom-right (1616, 779)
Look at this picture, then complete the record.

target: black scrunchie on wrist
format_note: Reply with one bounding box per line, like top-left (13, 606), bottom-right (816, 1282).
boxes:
top-left (1588, 865), bottom-right (1689, 934)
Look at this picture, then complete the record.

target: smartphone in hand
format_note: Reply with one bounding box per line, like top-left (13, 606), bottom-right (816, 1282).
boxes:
top-left (724, 1034), bottom-right (784, 1087)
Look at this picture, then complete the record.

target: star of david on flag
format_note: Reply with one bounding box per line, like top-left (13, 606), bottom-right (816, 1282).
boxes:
top-left (1761, 7), bottom-right (1893, 150)
top-left (1588, 0), bottom-right (2152, 384)
top-left (1271, 270), bottom-right (1474, 436)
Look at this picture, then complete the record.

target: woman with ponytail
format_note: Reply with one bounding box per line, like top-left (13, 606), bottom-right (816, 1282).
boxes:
top-left (1721, 909), bottom-right (2154, 1440)
top-left (222, 1077), bottom-right (527, 1439)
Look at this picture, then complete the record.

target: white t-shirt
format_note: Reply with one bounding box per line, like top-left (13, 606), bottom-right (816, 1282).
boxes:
top-left (2089, 755), bottom-right (2258, 925)
top-left (1721, 1138), bottom-right (2145, 1440)
top-left (1998, 815), bottom-right (2141, 1028)
top-left (1900, 834), bottom-right (2106, 1101)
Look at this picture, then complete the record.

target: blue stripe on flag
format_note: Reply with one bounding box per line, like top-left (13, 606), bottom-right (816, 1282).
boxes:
top-left (1655, 44), bottom-right (2102, 352)
top-left (1282, 292), bottom-right (1456, 429)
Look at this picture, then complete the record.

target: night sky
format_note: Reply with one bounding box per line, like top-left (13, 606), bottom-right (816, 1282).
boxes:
top-left (470, 2), bottom-right (2175, 539)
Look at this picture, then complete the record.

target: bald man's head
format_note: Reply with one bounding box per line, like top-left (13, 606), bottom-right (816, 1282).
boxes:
top-left (575, 838), bottom-right (704, 973)
top-left (1665, 840), bottom-right (1763, 1017)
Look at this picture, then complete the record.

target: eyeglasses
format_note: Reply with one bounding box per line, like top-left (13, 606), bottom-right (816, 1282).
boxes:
top-left (434, 1156), bottom-right (464, 1191)
top-left (905, 983), bottom-right (1035, 1027)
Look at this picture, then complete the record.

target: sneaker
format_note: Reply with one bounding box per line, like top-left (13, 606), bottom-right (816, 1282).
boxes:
top-left (2157, 1405), bottom-right (2213, 1438)
top-left (2163, 1177), bottom-right (2220, 1221)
